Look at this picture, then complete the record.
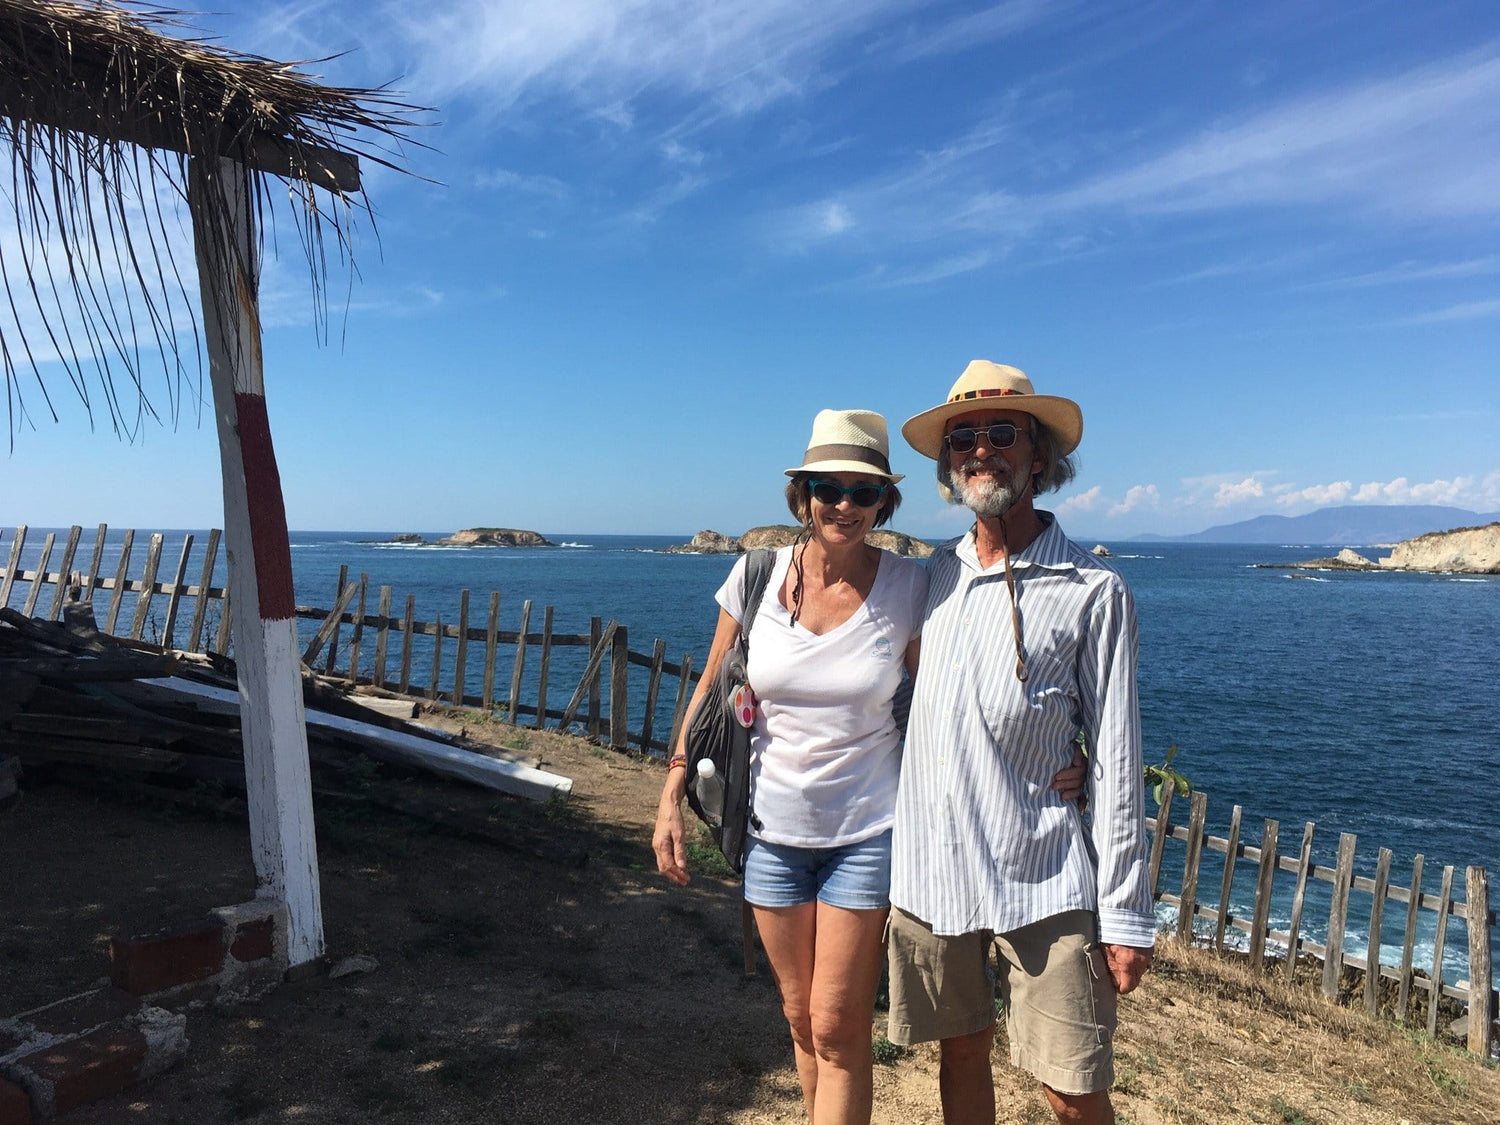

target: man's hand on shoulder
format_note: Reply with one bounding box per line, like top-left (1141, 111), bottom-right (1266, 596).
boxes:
top-left (1102, 942), bottom-right (1153, 994)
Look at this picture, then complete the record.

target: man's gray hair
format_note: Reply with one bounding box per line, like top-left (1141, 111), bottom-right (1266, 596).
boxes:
top-left (936, 417), bottom-right (1077, 502)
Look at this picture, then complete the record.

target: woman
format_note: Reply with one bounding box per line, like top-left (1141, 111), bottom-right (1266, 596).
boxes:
top-left (653, 409), bottom-right (1081, 1125)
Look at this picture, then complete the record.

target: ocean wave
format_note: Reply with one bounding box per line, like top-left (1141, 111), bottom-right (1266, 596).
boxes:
top-left (1115, 554), bottom-right (1164, 560)
top-left (557, 542), bottom-right (594, 549)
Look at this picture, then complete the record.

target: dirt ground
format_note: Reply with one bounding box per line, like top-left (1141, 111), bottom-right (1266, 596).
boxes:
top-left (2, 713), bottom-right (1497, 1125)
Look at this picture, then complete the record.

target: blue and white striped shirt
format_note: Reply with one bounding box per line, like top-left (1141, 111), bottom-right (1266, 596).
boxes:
top-left (890, 513), bottom-right (1156, 948)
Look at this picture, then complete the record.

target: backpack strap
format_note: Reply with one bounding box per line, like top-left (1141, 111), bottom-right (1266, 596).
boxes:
top-left (738, 548), bottom-right (778, 644)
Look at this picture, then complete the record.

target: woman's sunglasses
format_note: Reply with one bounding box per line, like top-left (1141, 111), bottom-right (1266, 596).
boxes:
top-left (808, 479), bottom-right (888, 508)
top-left (944, 422), bottom-right (1025, 454)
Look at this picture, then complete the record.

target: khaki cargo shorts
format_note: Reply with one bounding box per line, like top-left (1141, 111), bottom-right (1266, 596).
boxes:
top-left (885, 907), bottom-right (1116, 1095)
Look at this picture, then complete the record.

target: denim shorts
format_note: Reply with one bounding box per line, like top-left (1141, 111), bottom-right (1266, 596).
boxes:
top-left (742, 829), bottom-right (892, 911)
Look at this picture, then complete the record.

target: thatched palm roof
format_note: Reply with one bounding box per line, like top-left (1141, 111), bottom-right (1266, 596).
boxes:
top-left (0, 0), bottom-right (426, 443)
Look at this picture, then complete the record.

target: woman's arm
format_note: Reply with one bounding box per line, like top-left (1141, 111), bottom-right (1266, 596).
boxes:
top-left (652, 608), bottom-right (742, 886)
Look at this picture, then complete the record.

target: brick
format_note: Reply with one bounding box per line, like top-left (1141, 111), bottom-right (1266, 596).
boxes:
top-left (110, 917), bottom-right (226, 997)
top-left (0, 1077), bottom-right (32, 1125)
top-left (18, 1025), bottom-right (146, 1116)
top-left (229, 917), bottom-right (274, 963)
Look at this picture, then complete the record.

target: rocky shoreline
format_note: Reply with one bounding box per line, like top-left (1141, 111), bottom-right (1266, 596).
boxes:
top-left (374, 528), bottom-right (554, 548)
top-left (1259, 522), bottom-right (1500, 575)
top-left (667, 525), bottom-right (934, 559)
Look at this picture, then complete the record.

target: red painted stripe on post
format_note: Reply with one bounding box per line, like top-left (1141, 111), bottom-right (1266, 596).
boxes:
top-left (234, 392), bottom-right (296, 621)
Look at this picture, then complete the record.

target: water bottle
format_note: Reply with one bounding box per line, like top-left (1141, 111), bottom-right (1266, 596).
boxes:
top-left (694, 759), bottom-right (725, 828)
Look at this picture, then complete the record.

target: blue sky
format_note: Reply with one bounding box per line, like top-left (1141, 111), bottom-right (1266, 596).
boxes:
top-left (5, 0), bottom-right (1499, 539)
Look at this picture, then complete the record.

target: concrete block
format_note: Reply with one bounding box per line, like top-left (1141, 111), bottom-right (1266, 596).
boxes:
top-left (15, 1024), bottom-right (147, 1117)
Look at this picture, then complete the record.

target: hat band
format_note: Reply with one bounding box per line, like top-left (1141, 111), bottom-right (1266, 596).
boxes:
top-left (950, 387), bottom-right (1023, 402)
top-left (800, 443), bottom-right (891, 473)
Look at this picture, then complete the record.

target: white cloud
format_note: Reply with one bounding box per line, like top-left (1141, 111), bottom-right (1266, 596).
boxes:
top-left (821, 202), bottom-right (855, 236)
top-left (1302, 255), bottom-right (1500, 290)
top-left (474, 168), bottom-right (570, 197)
top-left (1275, 481), bottom-right (1353, 507)
top-left (1055, 485), bottom-right (1104, 516)
top-left (885, 0), bottom-right (1067, 63)
top-left (1109, 484), bottom-right (1159, 516)
top-left (1389, 299), bottom-right (1500, 327)
top-left (1351, 475), bottom-right (1474, 505)
top-left (1213, 477), bottom-right (1267, 506)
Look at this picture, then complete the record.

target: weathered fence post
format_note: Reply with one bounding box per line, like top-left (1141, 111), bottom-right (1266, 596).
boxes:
top-left (1466, 866), bottom-right (1493, 1056)
top-left (1248, 818), bottom-right (1279, 972)
top-left (1285, 822), bottom-right (1316, 984)
top-left (609, 624), bottom-right (630, 749)
top-left (22, 532), bottom-right (54, 617)
top-left (640, 638), bottom-right (667, 752)
top-left (588, 616), bottom-right (602, 738)
top-left (1214, 804), bottom-right (1242, 951)
top-left (105, 529), bottom-right (134, 634)
top-left (534, 606), bottom-right (554, 730)
top-left (398, 595), bottom-right (416, 694)
top-left (509, 600), bottom-right (533, 724)
top-left (347, 575), bottom-right (368, 686)
top-left (0, 526), bottom-right (25, 608)
top-left (1177, 790), bottom-right (1209, 941)
top-left (1365, 847), bottom-right (1392, 1013)
top-left (481, 591), bottom-right (499, 712)
top-left (1396, 855), bottom-right (1426, 1023)
top-left (186, 528), bottom-right (222, 654)
top-left (82, 523), bottom-right (108, 604)
top-left (1148, 779), bottom-right (1177, 897)
top-left (129, 533), bottom-right (164, 640)
top-left (160, 534), bottom-right (195, 648)
top-left (325, 564), bottom-right (348, 675)
top-left (373, 586), bottom-right (394, 690)
top-left (47, 525), bottom-right (82, 621)
top-left (667, 653), bottom-right (694, 756)
top-left (1323, 832), bottom-right (1358, 1000)
top-left (452, 589), bottom-right (469, 706)
top-left (1427, 865), bottom-right (1456, 1037)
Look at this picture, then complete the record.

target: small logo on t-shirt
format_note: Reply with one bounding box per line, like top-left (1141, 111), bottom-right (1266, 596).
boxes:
top-left (872, 638), bottom-right (892, 659)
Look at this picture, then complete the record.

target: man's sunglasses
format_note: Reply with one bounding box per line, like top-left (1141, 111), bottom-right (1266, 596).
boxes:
top-left (807, 479), bottom-right (888, 508)
top-left (944, 423), bottom-right (1026, 454)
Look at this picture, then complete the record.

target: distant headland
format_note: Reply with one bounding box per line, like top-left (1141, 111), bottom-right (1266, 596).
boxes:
top-left (375, 528), bottom-right (555, 548)
top-left (666, 525), bottom-right (933, 559)
top-left (1260, 522), bottom-right (1500, 575)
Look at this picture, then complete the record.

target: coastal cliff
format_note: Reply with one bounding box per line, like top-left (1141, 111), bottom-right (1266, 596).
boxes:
top-left (1377, 522), bottom-right (1500, 574)
top-left (669, 525), bottom-right (934, 559)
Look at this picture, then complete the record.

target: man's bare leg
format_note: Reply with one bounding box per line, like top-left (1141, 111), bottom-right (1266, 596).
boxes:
top-left (1042, 1086), bottom-right (1112, 1124)
top-left (938, 1024), bottom-right (996, 1125)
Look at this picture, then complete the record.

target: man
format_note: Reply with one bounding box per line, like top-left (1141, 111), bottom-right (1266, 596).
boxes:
top-left (887, 360), bottom-right (1154, 1125)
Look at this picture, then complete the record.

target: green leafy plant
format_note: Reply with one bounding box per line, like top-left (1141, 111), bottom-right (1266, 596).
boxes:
top-left (1144, 743), bottom-right (1192, 808)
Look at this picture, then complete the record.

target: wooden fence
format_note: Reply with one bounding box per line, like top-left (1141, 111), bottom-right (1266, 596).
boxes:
top-left (0, 525), bottom-right (699, 755)
top-left (1148, 782), bottom-right (1495, 1057)
top-left (4, 523), bottom-right (1496, 1057)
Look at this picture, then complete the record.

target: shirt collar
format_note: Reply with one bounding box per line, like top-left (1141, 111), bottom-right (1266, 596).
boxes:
top-left (955, 510), bottom-right (1073, 574)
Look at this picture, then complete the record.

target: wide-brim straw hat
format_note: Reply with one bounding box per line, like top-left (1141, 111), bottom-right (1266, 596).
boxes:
top-left (902, 360), bottom-right (1083, 459)
top-left (784, 409), bottom-right (904, 482)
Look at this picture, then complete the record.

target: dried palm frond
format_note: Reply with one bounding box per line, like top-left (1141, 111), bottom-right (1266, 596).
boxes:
top-left (0, 0), bottom-right (429, 447)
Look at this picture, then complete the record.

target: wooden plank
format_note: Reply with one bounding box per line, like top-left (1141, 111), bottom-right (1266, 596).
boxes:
top-left (47, 525), bottom-right (83, 621)
top-left (1426, 865), bottom-right (1455, 1037)
top-left (301, 582), bottom-right (360, 666)
top-left (1248, 818), bottom-right (1279, 972)
top-left (1213, 804), bottom-right (1242, 951)
top-left (81, 523), bottom-right (108, 603)
top-left (214, 587), bottom-right (234, 655)
top-left (1466, 866), bottom-right (1493, 1056)
top-left (609, 623), bottom-right (629, 749)
top-left (560, 622), bottom-right (618, 733)
top-left (398, 595), bottom-right (416, 695)
top-left (0, 525), bottom-right (26, 608)
top-left (428, 614), bottom-right (444, 702)
top-left (128, 533), bottom-right (165, 640)
top-left (482, 592), bottom-right (500, 712)
top-left (588, 616), bottom-right (603, 738)
top-left (534, 606), bottom-right (554, 731)
top-left (1323, 832), bottom-right (1359, 1000)
top-left (104, 529), bottom-right (134, 634)
top-left (137, 675), bottom-right (573, 801)
top-left (1396, 855), bottom-right (1426, 1024)
top-left (373, 585), bottom-right (394, 690)
top-left (452, 589), bottom-right (470, 705)
top-left (347, 575), bottom-right (368, 686)
top-left (1284, 822), bottom-right (1316, 984)
top-left (667, 653), bottom-right (694, 757)
top-left (186, 528), bottom-right (221, 653)
top-left (1177, 790), bottom-right (1209, 941)
top-left (21, 532), bottom-right (55, 617)
top-left (640, 638), bottom-right (667, 751)
top-left (1148, 779), bottom-right (1177, 897)
top-left (509, 600), bottom-right (533, 724)
top-left (325, 564), bottom-right (349, 675)
top-left (160, 534), bottom-right (195, 649)
top-left (1364, 847), bottom-right (1393, 1013)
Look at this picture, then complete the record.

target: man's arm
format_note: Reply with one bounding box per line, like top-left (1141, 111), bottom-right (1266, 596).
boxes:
top-left (1080, 579), bottom-right (1157, 967)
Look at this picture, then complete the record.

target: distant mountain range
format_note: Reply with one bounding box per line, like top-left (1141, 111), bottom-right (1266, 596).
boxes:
top-left (1131, 504), bottom-right (1500, 545)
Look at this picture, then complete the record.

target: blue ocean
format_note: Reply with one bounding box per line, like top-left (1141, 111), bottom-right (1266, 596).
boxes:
top-left (7, 527), bottom-right (1498, 986)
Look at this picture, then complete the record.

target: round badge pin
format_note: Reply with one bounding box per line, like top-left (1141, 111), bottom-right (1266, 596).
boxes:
top-left (731, 683), bottom-right (757, 728)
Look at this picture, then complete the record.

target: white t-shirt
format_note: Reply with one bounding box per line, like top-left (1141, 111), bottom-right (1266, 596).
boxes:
top-left (716, 546), bottom-right (928, 848)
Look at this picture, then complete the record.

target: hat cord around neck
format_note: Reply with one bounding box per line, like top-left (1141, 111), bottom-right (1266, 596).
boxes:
top-left (997, 515), bottom-right (1029, 683)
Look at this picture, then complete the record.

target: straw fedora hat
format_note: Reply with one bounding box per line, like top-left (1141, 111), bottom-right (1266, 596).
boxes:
top-left (901, 360), bottom-right (1083, 460)
top-left (784, 409), bottom-right (903, 482)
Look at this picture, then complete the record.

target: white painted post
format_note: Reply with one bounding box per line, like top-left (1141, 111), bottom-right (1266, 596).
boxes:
top-left (189, 155), bottom-right (324, 967)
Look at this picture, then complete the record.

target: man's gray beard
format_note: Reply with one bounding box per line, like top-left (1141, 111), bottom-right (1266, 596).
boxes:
top-left (952, 464), bottom-right (1023, 519)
